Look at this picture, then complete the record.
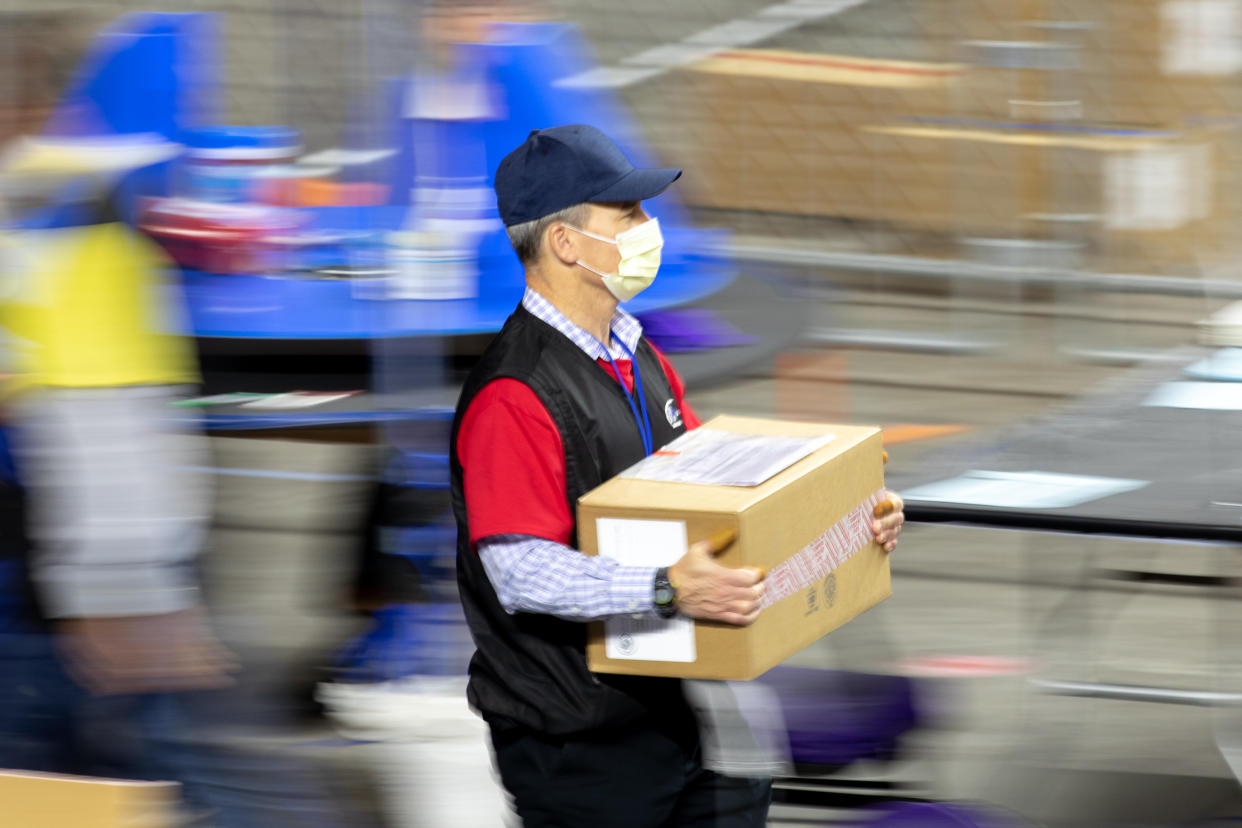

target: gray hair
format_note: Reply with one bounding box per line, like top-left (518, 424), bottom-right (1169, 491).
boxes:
top-left (505, 203), bottom-right (589, 265)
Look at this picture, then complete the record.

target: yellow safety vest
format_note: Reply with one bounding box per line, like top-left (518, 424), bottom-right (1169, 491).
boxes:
top-left (0, 221), bottom-right (198, 391)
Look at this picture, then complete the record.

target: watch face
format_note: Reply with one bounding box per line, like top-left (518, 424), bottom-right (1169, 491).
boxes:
top-left (654, 584), bottom-right (675, 605)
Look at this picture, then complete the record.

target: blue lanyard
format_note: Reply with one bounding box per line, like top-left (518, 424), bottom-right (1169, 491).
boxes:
top-left (595, 331), bottom-right (654, 457)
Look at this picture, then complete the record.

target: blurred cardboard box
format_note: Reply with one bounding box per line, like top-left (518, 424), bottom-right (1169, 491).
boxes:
top-left (665, 37), bottom-right (1239, 274)
top-left (1100, 123), bottom-right (1242, 273)
top-left (578, 415), bottom-right (890, 681)
top-left (666, 49), bottom-right (960, 220)
top-left (950, 0), bottom-right (1242, 126)
top-left (0, 770), bottom-right (178, 828)
top-left (1067, 0), bottom-right (1241, 128)
top-left (949, 0), bottom-right (1080, 42)
top-left (861, 120), bottom-right (1242, 272)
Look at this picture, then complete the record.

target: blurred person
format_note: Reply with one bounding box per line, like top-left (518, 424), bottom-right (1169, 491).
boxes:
top-left (419, 0), bottom-right (541, 64)
top-left (451, 124), bottom-right (905, 827)
top-left (0, 6), bottom-right (228, 741)
top-left (388, 0), bottom-right (537, 300)
top-left (0, 16), bottom-right (376, 828)
top-left (0, 5), bottom-right (226, 746)
top-left (0, 158), bottom-right (227, 696)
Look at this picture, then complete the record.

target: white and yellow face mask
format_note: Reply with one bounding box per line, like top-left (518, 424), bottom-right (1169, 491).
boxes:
top-left (566, 217), bottom-right (663, 302)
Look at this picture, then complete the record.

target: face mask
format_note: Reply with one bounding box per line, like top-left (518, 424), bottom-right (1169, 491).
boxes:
top-left (566, 217), bottom-right (663, 302)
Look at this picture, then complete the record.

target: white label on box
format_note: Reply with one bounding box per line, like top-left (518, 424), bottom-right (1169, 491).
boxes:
top-left (596, 518), bottom-right (696, 662)
top-left (621, 428), bottom-right (835, 487)
top-left (902, 470), bottom-right (1149, 509)
top-left (1105, 147), bottom-right (1199, 231)
top-left (1162, 0), bottom-right (1242, 76)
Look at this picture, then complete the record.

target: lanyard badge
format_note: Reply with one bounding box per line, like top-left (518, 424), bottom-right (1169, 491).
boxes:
top-left (596, 331), bottom-right (654, 457)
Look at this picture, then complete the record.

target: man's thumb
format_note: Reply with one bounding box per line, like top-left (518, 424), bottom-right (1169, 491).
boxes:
top-left (692, 528), bottom-right (737, 558)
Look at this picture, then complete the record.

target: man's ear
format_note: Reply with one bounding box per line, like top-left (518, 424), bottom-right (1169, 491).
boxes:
top-left (545, 222), bottom-right (578, 266)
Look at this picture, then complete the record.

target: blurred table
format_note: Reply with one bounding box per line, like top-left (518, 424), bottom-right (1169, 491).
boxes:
top-left (888, 348), bottom-right (1242, 783)
top-left (186, 267), bottom-right (802, 434)
top-left (891, 347), bottom-right (1242, 541)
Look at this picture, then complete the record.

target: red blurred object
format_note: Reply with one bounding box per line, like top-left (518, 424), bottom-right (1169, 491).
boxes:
top-left (139, 198), bottom-right (306, 274)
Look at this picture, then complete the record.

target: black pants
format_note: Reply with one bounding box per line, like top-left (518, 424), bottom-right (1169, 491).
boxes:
top-left (490, 722), bottom-right (771, 828)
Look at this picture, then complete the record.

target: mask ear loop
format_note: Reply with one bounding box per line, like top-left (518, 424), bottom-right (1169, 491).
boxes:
top-left (574, 259), bottom-right (610, 279)
top-left (565, 225), bottom-right (619, 280)
top-left (564, 224), bottom-right (617, 245)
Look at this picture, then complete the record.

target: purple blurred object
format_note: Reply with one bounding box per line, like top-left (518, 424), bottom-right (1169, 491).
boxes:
top-left (761, 666), bottom-right (920, 769)
top-left (635, 307), bottom-right (758, 353)
top-left (861, 802), bottom-right (1029, 827)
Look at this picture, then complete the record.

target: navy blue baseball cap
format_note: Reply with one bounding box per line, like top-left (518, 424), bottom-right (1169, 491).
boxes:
top-left (494, 124), bottom-right (682, 227)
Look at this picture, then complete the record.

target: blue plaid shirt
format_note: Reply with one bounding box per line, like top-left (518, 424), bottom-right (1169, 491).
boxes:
top-left (520, 286), bottom-right (643, 361)
top-left (476, 288), bottom-right (661, 621)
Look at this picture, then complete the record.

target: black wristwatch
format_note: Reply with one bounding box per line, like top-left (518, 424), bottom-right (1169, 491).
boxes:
top-left (653, 567), bottom-right (678, 618)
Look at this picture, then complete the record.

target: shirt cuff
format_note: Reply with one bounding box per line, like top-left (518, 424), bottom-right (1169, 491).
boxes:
top-left (35, 561), bottom-right (199, 619)
top-left (611, 565), bottom-right (661, 618)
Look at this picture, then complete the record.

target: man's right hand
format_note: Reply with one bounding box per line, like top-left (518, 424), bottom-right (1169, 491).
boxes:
top-left (667, 535), bottom-right (765, 626)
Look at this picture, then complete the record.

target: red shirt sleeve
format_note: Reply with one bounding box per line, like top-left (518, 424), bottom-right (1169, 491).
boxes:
top-left (456, 342), bottom-right (700, 549)
top-left (456, 378), bottom-right (574, 546)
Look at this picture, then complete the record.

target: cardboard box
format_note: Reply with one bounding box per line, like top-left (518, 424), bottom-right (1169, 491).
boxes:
top-left (577, 415), bottom-right (891, 681)
top-left (655, 49), bottom-right (960, 220)
top-left (0, 770), bottom-right (178, 828)
top-left (948, 0), bottom-right (1242, 126)
top-left (856, 120), bottom-right (1242, 274)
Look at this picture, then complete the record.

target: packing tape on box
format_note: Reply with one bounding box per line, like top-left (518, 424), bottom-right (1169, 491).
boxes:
top-left (760, 488), bottom-right (888, 609)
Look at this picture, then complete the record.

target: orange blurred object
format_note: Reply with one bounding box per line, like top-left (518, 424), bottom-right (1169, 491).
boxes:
top-left (881, 424), bottom-right (971, 445)
top-left (256, 178), bottom-right (390, 207)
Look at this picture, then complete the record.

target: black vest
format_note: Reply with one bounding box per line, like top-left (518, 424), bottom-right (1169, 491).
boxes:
top-left (451, 305), bottom-right (690, 736)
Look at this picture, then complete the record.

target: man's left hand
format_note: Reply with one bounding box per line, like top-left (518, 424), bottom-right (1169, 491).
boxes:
top-left (872, 491), bottom-right (904, 553)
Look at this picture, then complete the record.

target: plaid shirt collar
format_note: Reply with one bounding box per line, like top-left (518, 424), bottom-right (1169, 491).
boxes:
top-left (521, 286), bottom-right (643, 361)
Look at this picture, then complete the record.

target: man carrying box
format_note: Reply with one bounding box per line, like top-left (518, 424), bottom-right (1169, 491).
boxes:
top-left (450, 124), bottom-right (905, 827)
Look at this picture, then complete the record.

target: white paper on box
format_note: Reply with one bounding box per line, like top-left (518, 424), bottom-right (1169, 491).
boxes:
top-left (620, 428), bottom-right (834, 487)
top-left (596, 518), bottom-right (696, 663)
top-left (1105, 147), bottom-right (1197, 232)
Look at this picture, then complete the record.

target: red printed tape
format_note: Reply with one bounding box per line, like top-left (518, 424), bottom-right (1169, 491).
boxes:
top-left (760, 488), bottom-right (887, 609)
